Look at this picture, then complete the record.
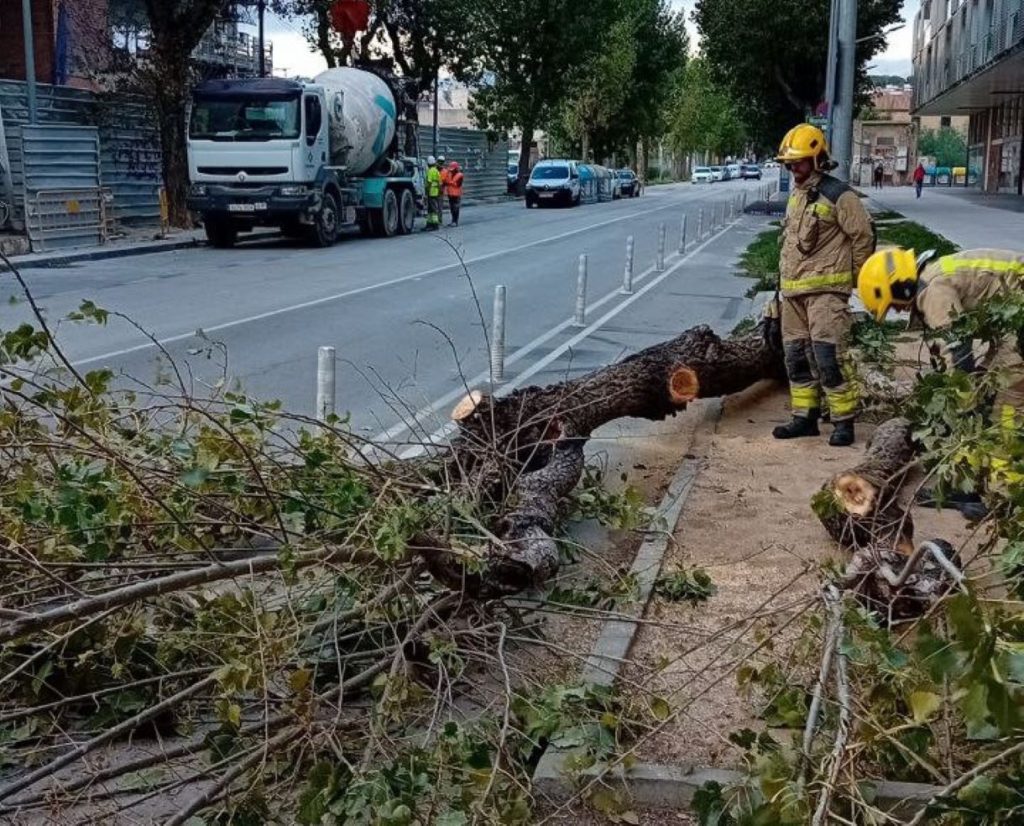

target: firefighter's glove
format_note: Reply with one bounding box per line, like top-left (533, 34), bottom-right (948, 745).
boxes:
top-left (762, 296), bottom-right (782, 351)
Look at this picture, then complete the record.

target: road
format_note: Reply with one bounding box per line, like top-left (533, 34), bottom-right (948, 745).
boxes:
top-left (2, 178), bottom-right (774, 449)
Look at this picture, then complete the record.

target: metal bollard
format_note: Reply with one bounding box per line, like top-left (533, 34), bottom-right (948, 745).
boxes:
top-left (656, 223), bottom-right (666, 271)
top-left (741, 190), bottom-right (747, 212)
top-left (698, 208), bottom-right (704, 240)
top-left (622, 235), bottom-right (635, 294)
top-left (678, 214), bottom-right (687, 254)
top-left (574, 254), bottom-right (588, 327)
top-left (490, 284), bottom-right (506, 382)
top-left (316, 346), bottom-right (336, 422)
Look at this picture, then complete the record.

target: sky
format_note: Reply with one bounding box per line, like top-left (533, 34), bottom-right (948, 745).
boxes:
top-left (248, 0), bottom-right (916, 81)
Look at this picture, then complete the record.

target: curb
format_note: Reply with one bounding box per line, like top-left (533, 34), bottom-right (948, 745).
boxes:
top-left (0, 237), bottom-right (202, 272)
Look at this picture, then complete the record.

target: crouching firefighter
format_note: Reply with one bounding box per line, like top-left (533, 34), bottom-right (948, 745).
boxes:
top-left (773, 124), bottom-right (876, 446)
top-left (859, 247), bottom-right (1024, 518)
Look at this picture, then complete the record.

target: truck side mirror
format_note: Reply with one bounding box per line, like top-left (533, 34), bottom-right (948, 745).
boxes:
top-left (304, 97), bottom-right (322, 146)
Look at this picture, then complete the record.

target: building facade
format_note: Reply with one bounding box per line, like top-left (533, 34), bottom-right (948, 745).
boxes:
top-left (912, 0), bottom-right (1024, 194)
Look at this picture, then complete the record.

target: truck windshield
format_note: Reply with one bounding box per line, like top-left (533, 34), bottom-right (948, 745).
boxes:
top-left (189, 96), bottom-right (301, 141)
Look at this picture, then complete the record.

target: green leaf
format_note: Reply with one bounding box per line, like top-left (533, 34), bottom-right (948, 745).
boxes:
top-left (435, 812), bottom-right (468, 826)
top-left (649, 696), bottom-right (671, 721)
top-left (908, 690), bottom-right (942, 723)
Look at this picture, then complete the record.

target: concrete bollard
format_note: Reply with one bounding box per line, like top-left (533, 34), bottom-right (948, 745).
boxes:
top-left (656, 223), bottom-right (666, 271)
top-left (490, 284), bottom-right (506, 382)
top-left (574, 254), bottom-right (588, 327)
top-left (678, 214), bottom-right (687, 254)
top-left (622, 235), bottom-right (635, 294)
top-left (316, 346), bottom-right (336, 422)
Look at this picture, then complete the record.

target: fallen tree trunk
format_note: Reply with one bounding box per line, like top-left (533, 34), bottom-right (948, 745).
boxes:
top-left (430, 324), bottom-right (785, 595)
top-left (811, 417), bottom-right (961, 620)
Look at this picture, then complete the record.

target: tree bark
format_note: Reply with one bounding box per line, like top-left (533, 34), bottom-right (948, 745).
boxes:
top-left (812, 417), bottom-right (960, 621)
top-left (431, 323), bottom-right (786, 595)
top-left (517, 122), bottom-right (534, 196)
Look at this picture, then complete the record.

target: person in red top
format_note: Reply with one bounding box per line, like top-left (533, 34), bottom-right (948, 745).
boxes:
top-left (446, 161), bottom-right (465, 226)
top-left (913, 162), bottom-right (926, 198)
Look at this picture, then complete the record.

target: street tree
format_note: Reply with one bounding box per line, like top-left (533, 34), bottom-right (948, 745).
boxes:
top-left (465, 0), bottom-right (614, 189)
top-left (918, 126), bottom-right (968, 168)
top-left (274, 0), bottom-right (475, 94)
top-left (693, 0), bottom-right (902, 147)
top-left (667, 58), bottom-right (747, 161)
top-left (558, 18), bottom-right (637, 161)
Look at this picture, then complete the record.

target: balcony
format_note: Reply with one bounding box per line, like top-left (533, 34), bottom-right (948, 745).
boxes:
top-left (193, 28), bottom-right (273, 76)
top-left (913, 2), bottom-right (1024, 114)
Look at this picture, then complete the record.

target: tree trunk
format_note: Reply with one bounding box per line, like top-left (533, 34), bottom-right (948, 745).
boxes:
top-left (811, 417), bottom-right (961, 621)
top-left (581, 131), bottom-right (591, 163)
top-left (430, 323), bottom-right (786, 595)
top-left (517, 122), bottom-right (534, 196)
top-left (151, 56), bottom-right (191, 228)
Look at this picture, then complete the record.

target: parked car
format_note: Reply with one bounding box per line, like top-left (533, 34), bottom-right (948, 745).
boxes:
top-left (740, 163), bottom-right (762, 180)
top-left (692, 166), bottom-right (715, 184)
top-left (525, 159), bottom-right (581, 207)
top-left (616, 168), bottom-right (640, 197)
top-left (608, 169), bottom-right (623, 199)
top-left (762, 160), bottom-right (780, 169)
top-left (709, 166), bottom-right (725, 182)
top-left (507, 163), bottom-right (519, 193)
top-left (726, 163), bottom-right (741, 180)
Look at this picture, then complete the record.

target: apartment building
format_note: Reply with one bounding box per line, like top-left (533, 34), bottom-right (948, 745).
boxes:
top-left (912, 0), bottom-right (1024, 194)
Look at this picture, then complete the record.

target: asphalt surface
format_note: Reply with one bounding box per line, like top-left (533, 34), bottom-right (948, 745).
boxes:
top-left (1, 177), bottom-right (776, 447)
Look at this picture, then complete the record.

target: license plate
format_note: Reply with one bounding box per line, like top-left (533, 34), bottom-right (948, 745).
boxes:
top-left (228, 202), bottom-right (267, 212)
top-left (539, 192), bottom-right (555, 198)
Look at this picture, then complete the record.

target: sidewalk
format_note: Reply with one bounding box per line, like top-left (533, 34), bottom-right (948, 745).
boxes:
top-left (869, 185), bottom-right (1024, 249)
top-left (0, 228), bottom-right (206, 272)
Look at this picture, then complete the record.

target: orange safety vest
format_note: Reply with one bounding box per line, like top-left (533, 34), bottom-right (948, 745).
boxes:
top-left (439, 169), bottom-right (449, 193)
top-left (447, 171), bottom-right (464, 197)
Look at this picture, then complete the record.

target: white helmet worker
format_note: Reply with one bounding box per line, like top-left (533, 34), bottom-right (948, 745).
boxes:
top-left (426, 155), bottom-right (436, 166)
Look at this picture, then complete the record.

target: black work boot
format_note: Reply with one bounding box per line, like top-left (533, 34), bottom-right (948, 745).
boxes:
top-left (916, 488), bottom-right (989, 521)
top-left (772, 412), bottom-right (820, 439)
top-left (829, 421), bottom-right (855, 447)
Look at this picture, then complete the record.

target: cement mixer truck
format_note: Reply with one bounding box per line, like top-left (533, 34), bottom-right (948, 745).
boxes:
top-left (186, 68), bottom-right (423, 248)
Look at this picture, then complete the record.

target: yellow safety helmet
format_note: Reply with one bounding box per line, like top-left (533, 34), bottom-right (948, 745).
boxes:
top-left (776, 124), bottom-right (829, 167)
top-left (857, 248), bottom-right (920, 322)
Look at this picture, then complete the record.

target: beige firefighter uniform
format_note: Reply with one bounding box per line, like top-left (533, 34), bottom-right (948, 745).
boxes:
top-left (779, 172), bottom-right (875, 421)
top-left (916, 249), bottom-right (1024, 424)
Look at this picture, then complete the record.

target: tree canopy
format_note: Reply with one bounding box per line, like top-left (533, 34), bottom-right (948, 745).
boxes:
top-left (693, 0), bottom-right (903, 148)
top-left (666, 58), bottom-right (747, 160)
top-left (918, 126), bottom-right (968, 168)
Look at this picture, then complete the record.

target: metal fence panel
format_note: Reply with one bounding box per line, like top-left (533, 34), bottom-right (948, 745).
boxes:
top-left (418, 126), bottom-right (510, 201)
top-left (0, 80), bottom-right (162, 233)
top-left (21, 125), bottom-right (104, 251)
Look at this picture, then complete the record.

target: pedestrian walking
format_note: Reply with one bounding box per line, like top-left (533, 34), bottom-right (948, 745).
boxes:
top-left (873, 162), bottom-right (884, 189)
top-left (913, 162), bottom-right (926, 198)
top-left (771, 123), bottom-right (876, 447)
top-left (446, 161), bottom-right (464, 227)
top-left (424, 156), bottom-right (441, 231)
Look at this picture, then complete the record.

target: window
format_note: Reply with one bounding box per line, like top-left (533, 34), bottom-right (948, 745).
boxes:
top-left (941, 115), bottom-right (952, 127)
top-left (190, 96), bottom-right (301, 141)
top-left (877, 136), bottom-right (896, 146)
top-left (304, 96), bottom-right (322, 145)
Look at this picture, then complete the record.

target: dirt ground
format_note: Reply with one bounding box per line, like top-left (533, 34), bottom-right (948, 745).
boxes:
top-left (620, 380), bottom-right (973, 769)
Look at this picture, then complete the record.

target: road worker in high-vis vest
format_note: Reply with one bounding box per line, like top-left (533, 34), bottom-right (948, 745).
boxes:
top-left (773, 123), bottom-right (876, 446)
top-left (859, 247), bottom-right (1024, 515)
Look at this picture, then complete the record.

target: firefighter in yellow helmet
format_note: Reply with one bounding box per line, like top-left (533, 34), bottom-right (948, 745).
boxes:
top-left (773, 123), bottom-right (876, 446)
top-left (860, 246), bottom-right (1024, 518)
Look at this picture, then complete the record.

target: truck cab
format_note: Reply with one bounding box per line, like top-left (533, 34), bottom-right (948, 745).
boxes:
top-left (187, 75), bottom-right (420, 249)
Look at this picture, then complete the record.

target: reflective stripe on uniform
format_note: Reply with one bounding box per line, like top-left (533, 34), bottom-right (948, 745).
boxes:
top-left (824, 385), bottom-right (858, 417)
top-left (781, 272), bottom-right (853, 292)
top-left (810, 202), bottom-right (834, 218)
top-left (939, 257), bottom-right (1024, 277)
top-left (790, 385), bottom-right (819, 410)
top-left (1000, 403), bottom-right (1016, 433)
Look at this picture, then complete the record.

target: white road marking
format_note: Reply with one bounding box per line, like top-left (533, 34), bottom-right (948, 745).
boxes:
top-left (396, 219), bottom-right (741, 459)
top-left (68, 193), bottom-right (705, 368)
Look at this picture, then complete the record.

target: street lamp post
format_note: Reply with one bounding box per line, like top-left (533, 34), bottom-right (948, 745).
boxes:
top-left (257, 0), bottom-right (266, 78)
top-left (21, 0), bottom-right (38, 124)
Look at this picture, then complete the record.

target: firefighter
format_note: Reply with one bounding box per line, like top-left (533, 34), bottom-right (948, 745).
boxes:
top-left (446, 161), bottom-right (464, 227)
top-left (772, 123), bottom-right (876, 447)
top-left (424, 156), bottom-right (441, 231)
top-left (859, 247), bottom-right (1024, 417)
top-left (859, 247), bottom-right (1024, 518)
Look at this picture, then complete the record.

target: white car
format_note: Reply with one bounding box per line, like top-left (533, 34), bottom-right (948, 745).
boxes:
top-left (762, 160), bottom-right (780, 169)
top-left (692, 166), bottom-right (715, 184)
top-left (709, 166), bottom-right (725, 182)
top-left (726, 163), bottom-right (741, 180)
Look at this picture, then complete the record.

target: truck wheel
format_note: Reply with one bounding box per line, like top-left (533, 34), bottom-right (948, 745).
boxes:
top-left (397, 188), bottom-right (415, 234)
top-left (205, 218), bottom-right (237, 249)
top-left (309, 191), bottom-right (339, 247)
top-left (380, 189), bottom-right (400, 237)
